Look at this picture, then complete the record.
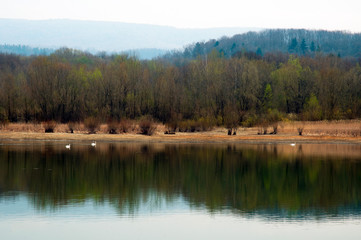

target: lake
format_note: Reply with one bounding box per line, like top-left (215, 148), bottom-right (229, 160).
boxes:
top-left (1, 141), bottom-right (361, 239)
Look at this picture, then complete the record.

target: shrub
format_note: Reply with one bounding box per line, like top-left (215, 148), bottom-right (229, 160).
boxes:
top-left (303, 94), bottom-right (322, 121)
top-left (227, 127), bottom-right (237, 136)
top-left (119, 119), bottom-right (132, 133)
top-left (189, 120), bottom-right (201, 132)
top-left (266, 109), bottom-right (282, 132)
top-left (178, 120), bottom-right (192, 132)
top-left (107, 121), bottom-right (119, 134)
top-left (297, 127), bottom-right (304, 136)
top-left (255, 115), bottom-right (269, 135)
top-left (271, 123), bottom-right (278, 134)
top-left (198, 117), bottom-right (215, 131)
top-left (139, 118), bottom-right (156, 136)
top-left (177, 118), bottom-right (215, 132)
top-left (257, 126), bottom-right (266, 135)
top-left (241, 113), bottom-right (258, 127)
top-left (42, 121), bottom-right (57, 133)
top-left (216, 115), bottom-right (223, 126)
top-left (0, 107), bottom-right (8, 128)
top-left (223, 105), bottom-right (239, 135)
top-left (255, 109), bottom-right (283, 135)
top-left (178, 120), bottom-right (188, 132)
top-left (68, 122), bottom-right (76, 133)
top-left (224, 109), bottom-right (239, 130)
top-left (165, 120), bottom-right (178, 133)
top-left (84, 117), bottom-right (100, 134)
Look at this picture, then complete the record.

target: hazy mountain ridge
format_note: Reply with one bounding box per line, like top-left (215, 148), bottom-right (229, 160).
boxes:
top-left (0, 18), bottom-right (260, 53)
top-left (0, 44), bottom-right (167, 60)
top-left (2, 19), bottom-right (360, 60)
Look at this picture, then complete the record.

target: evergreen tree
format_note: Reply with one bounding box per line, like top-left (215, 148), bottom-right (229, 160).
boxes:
top-left (288, 38), bottom-right (298, 54)
top-left (300, 39), bottom-right (308, 55)
top-left (256, 47), bottom-right (263, 56)
top-left (310, 41), bottom-right (316, 52)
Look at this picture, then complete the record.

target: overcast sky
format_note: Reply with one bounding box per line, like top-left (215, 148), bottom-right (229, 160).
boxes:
top-left (2, 0), bottom-right (361, 32)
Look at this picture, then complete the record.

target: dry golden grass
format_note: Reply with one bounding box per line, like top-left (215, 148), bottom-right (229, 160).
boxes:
top-left (0, 122), bottom-right (157, 134)
top-left (0, 122), bottom-right (44, 132)
top-left (277, 120), bottom-right (361, 137)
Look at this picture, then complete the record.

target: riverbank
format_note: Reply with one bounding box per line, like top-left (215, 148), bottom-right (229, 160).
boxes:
top-left (1, 121), bottom-right (361, 144)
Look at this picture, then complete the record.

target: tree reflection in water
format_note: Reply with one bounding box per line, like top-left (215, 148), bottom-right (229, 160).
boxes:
top-left (0, 143), bottom-right (361, 219)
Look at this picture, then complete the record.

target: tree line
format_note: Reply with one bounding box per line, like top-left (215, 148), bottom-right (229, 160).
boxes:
top-left (0, 48), bottom-right (361, 127)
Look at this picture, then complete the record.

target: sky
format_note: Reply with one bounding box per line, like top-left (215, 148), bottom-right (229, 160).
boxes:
top-left (1, 0), bottom-right (361, 32)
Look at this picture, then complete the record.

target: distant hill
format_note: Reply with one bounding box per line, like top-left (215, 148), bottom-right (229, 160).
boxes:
top-left (0, 44), bottom-right (167, 60)
top-left (121, 48), bottom-right (168, 60)
top-left (180, 29), bottom-right (361, 58)
top-left (0, 19), bottom-right (260, 57)
top-left (0, 44), bottom-right (55, 56)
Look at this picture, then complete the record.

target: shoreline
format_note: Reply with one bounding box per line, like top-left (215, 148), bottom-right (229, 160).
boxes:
top-left (1, 131), bottom-right (361, 145)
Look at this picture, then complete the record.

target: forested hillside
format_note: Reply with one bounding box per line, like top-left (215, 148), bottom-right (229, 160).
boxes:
top-left (0, 46), bottom-right (361, 127)
top-left (172, 29), bottom-right (361, 59)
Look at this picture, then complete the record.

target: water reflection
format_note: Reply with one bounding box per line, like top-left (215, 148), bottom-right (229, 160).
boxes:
top-left (1, 142), bottom-right (361, 220)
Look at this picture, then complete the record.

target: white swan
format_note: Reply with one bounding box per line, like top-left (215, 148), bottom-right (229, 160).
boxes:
top-left (65, 144), bottom-right (71, 149)
top-left (91, 141), bottom-right (96, 147)
top-left (290, 143), bottom-right (296, 147)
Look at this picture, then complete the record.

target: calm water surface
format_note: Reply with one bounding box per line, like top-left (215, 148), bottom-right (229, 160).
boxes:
top-left (1, 141), bottom-right (361, 239)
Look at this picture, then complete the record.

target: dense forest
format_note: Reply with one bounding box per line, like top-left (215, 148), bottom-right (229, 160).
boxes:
top-left (0, 42), bottom-right (361, 128)
top-left (170, 29), bottom-right (361, 59)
